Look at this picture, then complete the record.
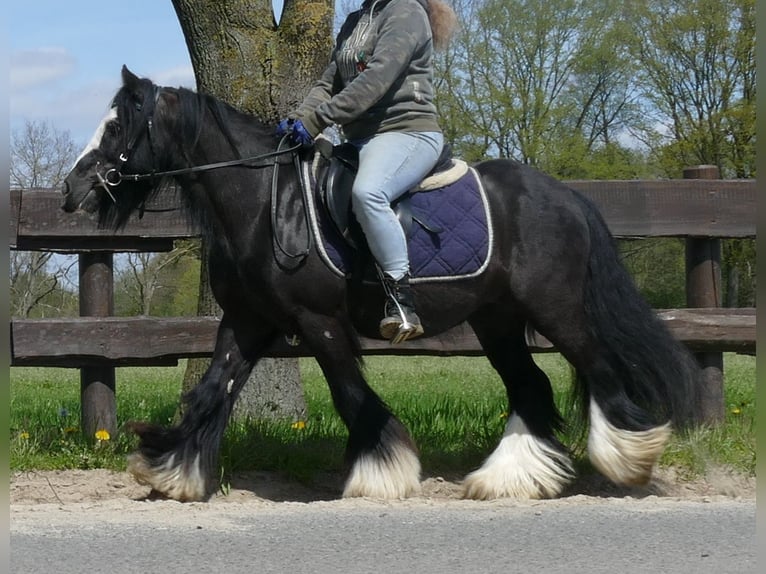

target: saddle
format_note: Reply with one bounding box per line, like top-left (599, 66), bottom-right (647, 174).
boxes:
top-left (293, 136), bottom-right (491, 283)
top-left (313, 137), bottom-right (469, 250)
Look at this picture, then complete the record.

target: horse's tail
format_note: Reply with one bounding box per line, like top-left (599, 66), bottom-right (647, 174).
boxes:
top-left (572, 192), bottom-right (701, 483)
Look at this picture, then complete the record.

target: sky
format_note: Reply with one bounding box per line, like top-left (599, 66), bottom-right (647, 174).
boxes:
top-left (10, 1), bottom-right (280, 146)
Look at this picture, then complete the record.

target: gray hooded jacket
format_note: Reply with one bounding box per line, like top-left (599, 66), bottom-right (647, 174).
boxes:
top-left (292, 0), bottom-right (441, 141)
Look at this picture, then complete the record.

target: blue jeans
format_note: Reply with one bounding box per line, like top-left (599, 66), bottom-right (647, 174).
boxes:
top-left (350, 131), bottom-right (444, 280)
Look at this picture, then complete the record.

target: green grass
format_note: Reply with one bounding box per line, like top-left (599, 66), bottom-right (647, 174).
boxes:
top-left (9, 353), bottom-right (756, 484)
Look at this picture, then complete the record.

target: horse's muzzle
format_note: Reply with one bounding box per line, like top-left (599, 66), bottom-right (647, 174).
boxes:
top-left (60, 178), bottom-right (99, 214)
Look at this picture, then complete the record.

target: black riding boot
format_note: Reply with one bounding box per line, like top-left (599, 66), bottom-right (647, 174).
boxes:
top-left (379, 273), bottom-right (424, 343)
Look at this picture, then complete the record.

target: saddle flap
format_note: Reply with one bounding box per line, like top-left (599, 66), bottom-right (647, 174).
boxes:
top-left (324, 158), bottom-right (355, 239)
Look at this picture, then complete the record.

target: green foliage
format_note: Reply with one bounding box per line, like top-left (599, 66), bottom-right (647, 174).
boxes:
top-left (722, 238), bottom-right (757, 307)
top-left (627, 0), bottom-right (756, 178)
top-left (151, 253), bottom-right (201, 316)
top-left (436, 0), bottom-right (648, 167)
top-left (617, 236), bottom-right (756, 309)
top-left (619, 238), bottom-right (687, 308)
top-left (114, 240), bottom-right (201, 317)
top-left (541, 137), bottom-right (656, 180)
top-left (168, 256), bottom-right (203, 316)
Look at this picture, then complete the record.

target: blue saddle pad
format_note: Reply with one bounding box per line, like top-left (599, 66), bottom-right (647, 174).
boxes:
top-left (301, 163), bottom-right (493, 283)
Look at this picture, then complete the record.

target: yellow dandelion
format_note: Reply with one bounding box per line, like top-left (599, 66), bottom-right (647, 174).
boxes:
top-left (291, 420), bottom-right (307, 430)
top-left (19, 431), bottom-right (30, 440)
top-left (731, 407), bottom-right (741, 415)
top-left (499, 412), bottom-right (509, 419)
top-left (95, 429), bottom-right (111, 441)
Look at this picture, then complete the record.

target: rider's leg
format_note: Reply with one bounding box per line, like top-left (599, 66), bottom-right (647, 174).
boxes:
top-left (350, 131), bottom-right (443, 342)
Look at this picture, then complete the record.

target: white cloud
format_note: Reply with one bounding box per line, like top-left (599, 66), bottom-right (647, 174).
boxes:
top-left (11, 76), bottom-right (121, 144)
top-left (10, 47), bottom-right (76, 90)
top-left (149, 65), bottom-right (197, 90)
top-left (10, 61), bottom-right (196, 145)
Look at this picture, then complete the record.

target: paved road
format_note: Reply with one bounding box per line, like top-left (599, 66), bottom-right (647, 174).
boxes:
top-left (11, 498), bottom-right (755, 574)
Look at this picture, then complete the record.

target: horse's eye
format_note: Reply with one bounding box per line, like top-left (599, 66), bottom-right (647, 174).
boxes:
top-left (106, 122), bottom-right (121, 137)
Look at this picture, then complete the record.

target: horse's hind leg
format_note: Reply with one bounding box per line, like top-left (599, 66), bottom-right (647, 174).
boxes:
top-left (298, 313), bottom-right (421, 499)
top-left (463, 310), bottom-right (574, 500)
top-left (526, 285), bottom-right (675, 488)
top-left (127, 314), bottom-right (272, 501)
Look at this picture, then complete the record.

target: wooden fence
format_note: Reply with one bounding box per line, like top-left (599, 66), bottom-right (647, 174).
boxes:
top-left (9, 165), bottom-right (757, 433)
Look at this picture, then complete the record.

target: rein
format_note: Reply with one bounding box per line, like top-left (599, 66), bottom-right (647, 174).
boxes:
top-left (117, 145), bottom-right (302, 183)
top-left (96, 85), bottom-right (302, 187)
top-left (270, 136), bottom-right (313, 267)
top-left (100, 137), bottom-right (302, 186)
top-left (97, 85), bottom-right (312, 267)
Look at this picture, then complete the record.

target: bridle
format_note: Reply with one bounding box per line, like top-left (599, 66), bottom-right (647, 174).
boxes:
top-left (94, 84), bottom-right (311, 264)
top-left (94, 85), bottom-right (301, 192)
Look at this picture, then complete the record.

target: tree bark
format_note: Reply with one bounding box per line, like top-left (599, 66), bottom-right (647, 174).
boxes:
top-left (172, 0), bottom-right (333, 119)
top-left (174, 0), bottom-right (334, 420)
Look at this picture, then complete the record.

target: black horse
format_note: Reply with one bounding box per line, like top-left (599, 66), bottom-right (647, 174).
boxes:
top-left (62, 67), bottom-right (699, 502)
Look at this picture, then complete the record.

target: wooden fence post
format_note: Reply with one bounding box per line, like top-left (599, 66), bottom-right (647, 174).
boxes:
top-left (683, 165), bottom-right (724, 424)
top-left (78, 252), bottom-right (117, 438)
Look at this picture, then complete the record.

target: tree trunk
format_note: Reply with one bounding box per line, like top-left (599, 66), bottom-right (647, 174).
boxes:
top-left (173, 0), bottom-right (334, 420)
top-left (172, 0), bottom-right (334, 119)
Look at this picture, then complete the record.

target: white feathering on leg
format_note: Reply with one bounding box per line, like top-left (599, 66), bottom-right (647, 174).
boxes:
top-left (343, 441), bottom-right (422, 499)
top-left (588, 398), bottom-right (671, 486)
top-left (462, 414), bottom-right (574, 500)
top-left (127, 452), bottom-right (206, 502)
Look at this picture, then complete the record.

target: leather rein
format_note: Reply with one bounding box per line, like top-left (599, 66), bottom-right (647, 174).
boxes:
top-left (96, 86), bottom-right (301, 188)
top-left (94, 86), bottom-right (311, 265)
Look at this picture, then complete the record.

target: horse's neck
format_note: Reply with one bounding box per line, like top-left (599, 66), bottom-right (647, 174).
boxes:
top-left (176, 138), bottom-right (284, 248)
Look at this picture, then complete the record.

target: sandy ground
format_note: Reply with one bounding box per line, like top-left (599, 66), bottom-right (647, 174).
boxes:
top-left (10, 465), bottom-right (755, 511)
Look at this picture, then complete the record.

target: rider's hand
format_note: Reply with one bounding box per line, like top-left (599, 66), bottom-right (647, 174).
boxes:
top-left (290, 119), bottom-right (314, 147)
top-left (275, 118), bottom-right (293, 138)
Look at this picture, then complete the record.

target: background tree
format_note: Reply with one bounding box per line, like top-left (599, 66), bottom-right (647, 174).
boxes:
top-left (114, 241), bottom-right (200, 316)
top-left (10, 251), bottom-right (77, 318)
top-left (10, 120), bottom-right (80, 318)
top-left (628, 0), bottom-right (756, 306)
top-left (10, 119), bottom-right (79, 189)
top-left (435, 0), bottom-right (647, 176)
top-left (171, 0), bottom-right (335, 419)
top-left (432, 0), bottom-right (754, 308)
top-left (628, 0), bottom-right (755, 178)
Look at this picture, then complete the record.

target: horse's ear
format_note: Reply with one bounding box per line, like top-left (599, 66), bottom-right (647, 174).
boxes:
top-left (121, 65), bottom-right (140, 88)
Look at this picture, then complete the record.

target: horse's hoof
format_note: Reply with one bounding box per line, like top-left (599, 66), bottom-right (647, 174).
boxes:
top-left (127, 451), bottom-right (208, 502)
top-left (343, 443), bottom-right (422, 499)
top-left (462, 414), bottom-right (574, 500)
top-left (588, 400), bottom-right (671, 486)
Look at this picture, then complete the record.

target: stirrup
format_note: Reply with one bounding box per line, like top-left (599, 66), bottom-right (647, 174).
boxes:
top-left (379, 308), bottom-right (424, 344)
top-left (378, 269), bottom-right (423, 344)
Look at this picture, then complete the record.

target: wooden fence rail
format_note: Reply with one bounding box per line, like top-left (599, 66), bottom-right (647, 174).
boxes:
top-left (8, 167), bottom-right (757, 432)
top-left (10, 308), bottom-right (756, 367)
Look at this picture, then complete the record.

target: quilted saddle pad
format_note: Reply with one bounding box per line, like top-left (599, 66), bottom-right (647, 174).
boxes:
top-left (301, 162), bottom-right (494, 284)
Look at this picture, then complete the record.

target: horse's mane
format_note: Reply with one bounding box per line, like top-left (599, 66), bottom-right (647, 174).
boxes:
top-left (169, 85), bottom-right (274, 158)
top-left (100, 77), bottom-right (274, 230)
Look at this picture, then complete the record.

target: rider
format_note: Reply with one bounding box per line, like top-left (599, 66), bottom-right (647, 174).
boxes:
top-left (277, 0), bottom-right (457, 343)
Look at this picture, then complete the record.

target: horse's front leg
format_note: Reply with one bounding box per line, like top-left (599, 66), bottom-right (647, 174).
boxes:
top-left (299, 313), bottom-right (421, 499)
top-left (127, 314), bottom-right (275, 501)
